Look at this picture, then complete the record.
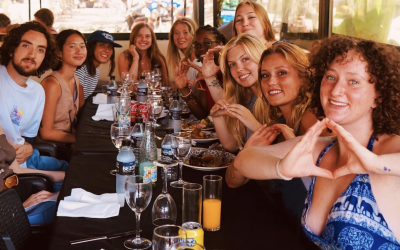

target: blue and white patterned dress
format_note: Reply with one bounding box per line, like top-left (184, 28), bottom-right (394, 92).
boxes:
top-left (301, 135), bottom-right (400, 250)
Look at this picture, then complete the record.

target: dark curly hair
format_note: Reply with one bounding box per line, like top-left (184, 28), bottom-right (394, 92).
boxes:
top-left (53, 29), bottom-right (86, 71)
top-left (308, 35), bottom-right (400, 136)
top-left (196, 25), bottom-right (226, 45)
top-left (0, 21), bottom-right (58, 78)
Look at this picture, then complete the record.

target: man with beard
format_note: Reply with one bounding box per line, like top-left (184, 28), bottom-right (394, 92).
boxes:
top-left (0, 21), bottom-right (67, 191)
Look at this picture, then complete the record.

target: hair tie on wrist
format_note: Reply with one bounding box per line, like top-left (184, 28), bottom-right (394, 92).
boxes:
top-left (275, 159), bottom-right (292, 181)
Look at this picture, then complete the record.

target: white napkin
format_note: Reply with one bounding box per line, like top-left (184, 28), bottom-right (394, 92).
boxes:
top-left (57, 188), bottom-right (122, 218)
top-left (93, 93), bottom-right (107, 104)
top-left (93, 104), bottom-right (114, 121)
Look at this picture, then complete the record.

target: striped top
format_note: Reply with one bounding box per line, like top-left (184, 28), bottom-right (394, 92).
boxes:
top-left (75, 64), bottom-right (99, 99)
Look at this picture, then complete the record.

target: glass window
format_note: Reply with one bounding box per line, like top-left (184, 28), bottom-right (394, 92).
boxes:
top-left (1, 0), bottom-right (193, 34)
top-left (332, 0), bottom-right (399, 46)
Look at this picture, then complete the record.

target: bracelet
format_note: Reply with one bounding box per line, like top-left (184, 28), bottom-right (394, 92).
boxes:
top-left (181, 89), bottom-right (195, 102)
top-left (181, 89), bottom-right (192, 98)
top-left (275, 159), bottom-right (292, 181)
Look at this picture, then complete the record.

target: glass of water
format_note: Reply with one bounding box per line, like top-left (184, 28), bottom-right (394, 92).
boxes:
top-left (170, 133), bottom-right (191, 188)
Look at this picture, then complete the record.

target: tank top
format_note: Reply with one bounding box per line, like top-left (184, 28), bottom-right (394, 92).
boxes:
top-left (301, 135), bottom-right (400, 249)
top-left (45, 72), bottom-right (79, 133)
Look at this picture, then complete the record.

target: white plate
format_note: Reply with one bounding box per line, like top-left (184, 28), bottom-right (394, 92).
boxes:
top-left (191, 131), bottom-right (219, 143)
top-left (184, 148), bottom-right (235, 171)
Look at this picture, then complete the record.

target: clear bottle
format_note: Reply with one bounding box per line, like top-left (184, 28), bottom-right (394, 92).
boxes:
top-left (169, 93), bottom-right (183, 133)
top-left (107, 75), bottom-right (118, 104)
top-left (116, 139), bottom-right (135, 194)
top-left (138, 121), bottom-right (158, 187)
top-left (131, 117), bottom-right (144, 164)
top-left (161, 127), bottom-right (178, 181)
top-left (137, 75), bottom-right (148, 103)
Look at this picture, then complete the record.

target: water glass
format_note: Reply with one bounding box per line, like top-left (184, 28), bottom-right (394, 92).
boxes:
top-left (152, 225), bottom-right (186, 250)
top-left (202, 175), bottom-right (222, 231)
top-left (182, 183), bottom-right (202, 224)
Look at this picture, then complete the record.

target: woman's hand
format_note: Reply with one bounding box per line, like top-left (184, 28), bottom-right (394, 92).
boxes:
top-left (22, 190), bottom-right (55, 208)
top-left (210, 99), bottom-right (230, 118)
top-left (279, 119), bottom-right (333, 179)
top-left (202, 47), bottom-right (222, 79)
top-left (174, 62), bottom-right (191, 89)
top-left (129, 45), bottom-right (139, 60)
top-left (244, 124), bottom-right (280, 149)
top-left (272, 124), bottom-right (296, 140)
top-left (326, 118), bottom-right (377, 179)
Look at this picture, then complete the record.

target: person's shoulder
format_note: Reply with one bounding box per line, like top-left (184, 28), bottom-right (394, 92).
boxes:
top-left (374, 134), bottom-right (400, 154)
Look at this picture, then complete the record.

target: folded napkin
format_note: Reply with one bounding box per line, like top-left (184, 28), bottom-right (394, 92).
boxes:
top-left (93, 104), bottom-right (114, 121)
top-left (57, 188), bottom-right (122, 218)
top-left (93, 93), bottom-right (107, 104)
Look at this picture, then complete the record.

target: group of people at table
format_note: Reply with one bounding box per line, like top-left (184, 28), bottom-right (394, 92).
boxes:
top-left (0, 1), bottom-right (400, 249)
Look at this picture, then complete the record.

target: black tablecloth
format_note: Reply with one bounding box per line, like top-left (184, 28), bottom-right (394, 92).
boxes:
top-left (49, 154), bottom-right (306, 250)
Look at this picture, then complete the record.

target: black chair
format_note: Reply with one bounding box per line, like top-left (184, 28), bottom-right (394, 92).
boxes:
top-left (0, 189), bottom-right (31, 250)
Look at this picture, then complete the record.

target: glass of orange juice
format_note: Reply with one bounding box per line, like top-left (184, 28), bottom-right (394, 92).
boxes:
top-left (202, 175), bottom-right (222, 231)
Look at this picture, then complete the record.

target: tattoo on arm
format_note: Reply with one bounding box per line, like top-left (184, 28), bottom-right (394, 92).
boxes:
top-left (207, 79), bottom-right (222, 88)
top-left (383, 166), bottom-right (391, 171)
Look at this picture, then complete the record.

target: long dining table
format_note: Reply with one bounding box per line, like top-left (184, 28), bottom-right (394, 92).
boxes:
top-left (48, 99), bottom-right (308, 250)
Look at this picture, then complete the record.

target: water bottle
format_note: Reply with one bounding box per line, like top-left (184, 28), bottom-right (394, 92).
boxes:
top-left (138, 121), bottom-right (158, 187)
top-left (116, 139), bottom-right (135, 194)
top-left (169, 93), bottom-right (183, 133)
top-left (161, 127), bottom-right (178, 181)
top-left (131, 117), bottom-right (144, 164)
top-left (107, 75), bottom-right (118, 104)
top-left (137, 75), bottom-right (148, 103)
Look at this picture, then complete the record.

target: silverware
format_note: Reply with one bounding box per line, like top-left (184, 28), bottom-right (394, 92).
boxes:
top-left (70, 231), bottom-right (136, 245)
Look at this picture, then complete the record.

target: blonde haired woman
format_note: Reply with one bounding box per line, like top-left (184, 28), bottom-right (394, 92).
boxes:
top-left (233, 1), bottom-right (276, 46)
top-left (211, 34), bottom-right (270, 152)
top-left (118, 23), bottom-right (168, 85)
top-left (166, 17), bottom-right (197, 86)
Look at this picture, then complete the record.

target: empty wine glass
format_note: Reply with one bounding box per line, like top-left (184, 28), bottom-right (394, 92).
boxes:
top-left (110, 123), bottom-right (131, 175)
top-left (148, 95), bottom-right (163, 127)
top-left (124, 175), bottom-right (153, 250)
top-left (170, 133), bottom-right (191, 188)
top-left (152, 158), bottom-right (179, 226)
top-left (121, 72), bottom-right (133, 97)
top-left (115, 96), bottom-right (131, 126)
top-left (152, 225), bottom-right (186, 250)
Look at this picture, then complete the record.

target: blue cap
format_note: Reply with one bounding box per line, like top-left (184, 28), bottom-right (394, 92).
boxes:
top-left (87, 30), bottom-right (122, 47)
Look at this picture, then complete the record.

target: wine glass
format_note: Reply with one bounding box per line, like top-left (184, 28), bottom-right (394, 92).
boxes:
top-left (152, 225), bottom-right (186, 250)
top-left (170, 133), bottom-right (191, 188)
top-left (121, 72), bottom-right (133, 97)
top-left (115, 96), bottom-right (131, 126)
top-left (124, 175), bottom-right (153, 250)
top-left (110, 123), bottom-right (132, 175)
top-left (148, 95), bottom-right (163, 127)
top-left (152, 158), bottom-right (179, 226)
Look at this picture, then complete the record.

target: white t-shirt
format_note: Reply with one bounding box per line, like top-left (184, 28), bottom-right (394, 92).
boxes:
top-left (0, 65), bottom-right (45, 146)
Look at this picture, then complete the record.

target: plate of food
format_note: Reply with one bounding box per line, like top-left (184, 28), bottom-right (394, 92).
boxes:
top-left (184, 148), bottom-right (235, 171)
top-left (189, 129), bottom-right (219, 143)
top-left (181, 118), bottom-right (214, 131)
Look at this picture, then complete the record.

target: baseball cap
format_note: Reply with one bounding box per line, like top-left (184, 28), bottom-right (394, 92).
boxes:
top-left (87, 30), bottom-right (122, 47)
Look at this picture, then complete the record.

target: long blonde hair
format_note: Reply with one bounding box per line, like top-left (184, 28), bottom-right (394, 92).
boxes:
top-left (258, 42), bottom-right (311, 130)
top-left (167, 17), bottom-right (197, 83)
top-left (233, 1), bottom-right (276, 43)
top-left (219, 34), bottom-right (270, 147)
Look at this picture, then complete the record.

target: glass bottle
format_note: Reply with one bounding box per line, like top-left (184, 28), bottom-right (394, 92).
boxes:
top-left (138, 121), bottom-right (158, 187)
top-left (131, 117), bottom-right (144, 165)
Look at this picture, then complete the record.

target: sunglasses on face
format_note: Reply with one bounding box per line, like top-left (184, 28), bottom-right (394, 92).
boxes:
top-left (191, 39), bottom-right (217, 50)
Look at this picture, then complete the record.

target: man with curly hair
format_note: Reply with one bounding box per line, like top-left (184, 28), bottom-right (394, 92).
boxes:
top-left (0, 21), bottom-right (67, 191)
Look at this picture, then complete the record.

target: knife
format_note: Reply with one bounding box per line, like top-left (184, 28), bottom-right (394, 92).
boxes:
top-left (70, 231), bottom-right (136, 245)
